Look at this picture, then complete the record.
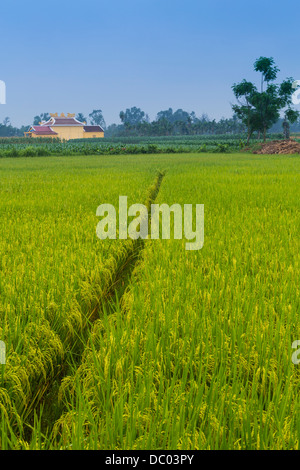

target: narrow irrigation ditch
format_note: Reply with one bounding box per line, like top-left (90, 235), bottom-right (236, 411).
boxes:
top-left (22, 170), bottom-right (166, 445)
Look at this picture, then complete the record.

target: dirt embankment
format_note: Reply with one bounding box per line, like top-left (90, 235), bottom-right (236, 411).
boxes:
top-left (253, 139), bottom-right (300, 155)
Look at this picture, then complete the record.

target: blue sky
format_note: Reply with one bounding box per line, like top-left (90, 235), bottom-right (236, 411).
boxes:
top-left (1, 0), bottom-right (300, 127)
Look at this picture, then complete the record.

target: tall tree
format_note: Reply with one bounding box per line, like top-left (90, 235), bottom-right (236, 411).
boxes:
top-left (156, 108), bottom-right (190, 124)
top-left (254, 57), bottom-right (279, 92)
top-left (88, 109), bottom-right (106, 129)
top-left (232, 57), bottom-right (299, 142)
top-left (33, 113), bottom-right (50, 125)
top-left (2, 117), bottom-right (10, 126)
top-left (156, 108), bottom-right (174, 122)
top-left (76, 113), bottom-right (87, 123)
top-left (232, 80), bottom-right (257, 144)
top-left (119, 107), bottom-right (149, 125)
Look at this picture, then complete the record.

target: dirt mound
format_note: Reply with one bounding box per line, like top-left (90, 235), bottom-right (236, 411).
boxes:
top-left (253, 139), bottom-right (300, 155)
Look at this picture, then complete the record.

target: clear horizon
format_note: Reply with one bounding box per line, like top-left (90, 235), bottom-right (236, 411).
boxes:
top-left (1, 0), bottom-right (300, 128)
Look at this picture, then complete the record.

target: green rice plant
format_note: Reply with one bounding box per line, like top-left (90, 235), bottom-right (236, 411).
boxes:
top-left (51, 153), bottom-right (300, 450)
top-left (0, 155), bottom-right (156, 445)
top-left (0, 152), bottom-right (299, 450)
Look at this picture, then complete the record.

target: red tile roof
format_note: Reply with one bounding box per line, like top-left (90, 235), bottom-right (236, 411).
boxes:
top-left (51, 117), bottom-right (84, 127)
top-left (32, 126), bottom-right (58, 135)
top-left (83, 125), bottom-right (104, 132)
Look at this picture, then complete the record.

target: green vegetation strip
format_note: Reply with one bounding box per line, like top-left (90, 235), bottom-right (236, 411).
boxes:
top-left (47, 154), bottom-right (299, 450)
top-left (0, 133), bottom-right (289, 157)
top-left (1, 153), bottom-right (299, 450)
top-left (0, 156), bottom-right (162, 447)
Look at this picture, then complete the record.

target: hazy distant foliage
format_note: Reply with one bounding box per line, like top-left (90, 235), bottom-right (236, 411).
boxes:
top-left (75, 113), bottom-right (88, 123)
top-left (88, 109), bottom-right (106, 130)
top-left (0, 117), bottom-right (29, 137)
top-left (33, 113), bottom-right (51, 125)
top-left (106, 112), bottom-right (247, 137)
top-left (119, 106), bottom-right (150, 126)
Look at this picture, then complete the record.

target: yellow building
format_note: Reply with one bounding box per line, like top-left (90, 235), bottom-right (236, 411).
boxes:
top-left (25, 113), bottom-right (104, 140)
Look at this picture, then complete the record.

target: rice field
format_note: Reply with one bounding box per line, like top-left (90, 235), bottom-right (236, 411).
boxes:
top-left (0, 153), bottom-right (299, 449)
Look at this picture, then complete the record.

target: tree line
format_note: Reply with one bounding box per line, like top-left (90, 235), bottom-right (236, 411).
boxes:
top-left (0, 109), bottom-right (248, 138)
top-left (2, 108), bottom-right (300, 139)
top-left (1, 57), bottom-right (299, 139)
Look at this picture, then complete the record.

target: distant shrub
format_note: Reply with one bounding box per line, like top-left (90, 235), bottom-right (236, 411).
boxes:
top-left (214, 143), bottom-right (229, 153)
top-left (20, 146), bottom-right (38, 157)
top-left (147, 144), bottom-right (159, 153)
top-left (2, 148), bottom-right (20, 158)
top-left (198, 144), bottom-right (207, 153)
